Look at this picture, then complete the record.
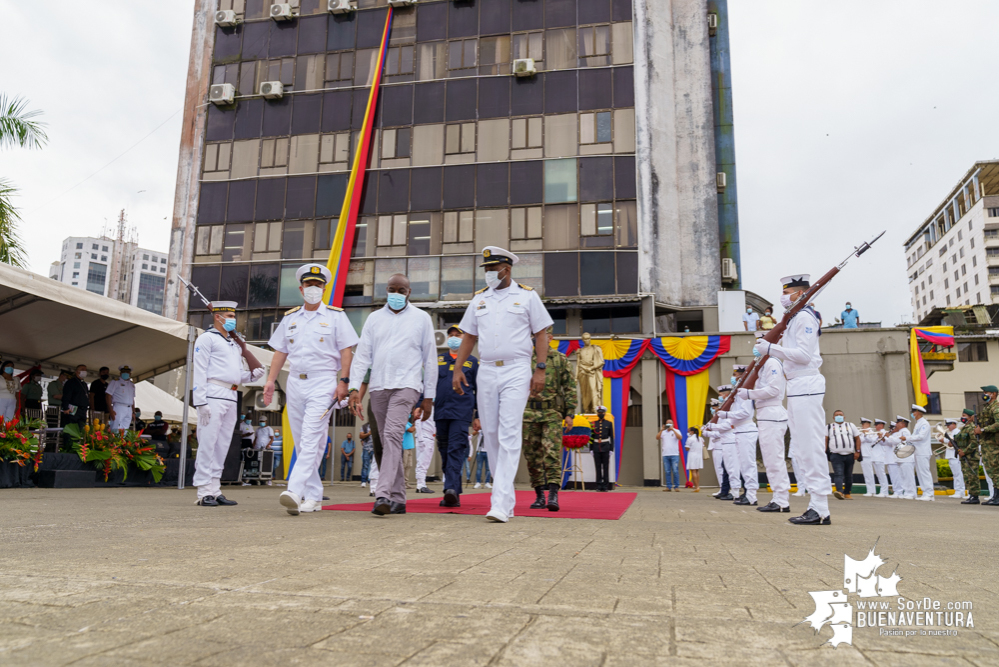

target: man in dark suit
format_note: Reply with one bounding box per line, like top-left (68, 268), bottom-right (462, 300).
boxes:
top-left (435, 326), bottom-right (479, 508)
top-left (590, 406), bottom-right (615, 491)
top-left (61, 365), bottom-right (90, 450)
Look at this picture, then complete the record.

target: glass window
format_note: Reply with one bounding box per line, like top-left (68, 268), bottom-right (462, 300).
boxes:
top-left (512, 31), bottom-right (544, 64)
top-left (381, 84), bottom-right (414, 127)
top-left (447, 38), bottom-right (478, 76)
top-left (578, 25), bottom-right (611, 67)
top-left (440, 255), bottom-right (475, 300)
top-left (544, 253), bottom-right (578, 297)
top-left (253, 222), bottom-right (282, 253)
top-left (477, 119), bottom-right (510, 162)
top-left (230, 139), bottom-right (260, 179)
top-left (220, 264), bottom-right (249, 304)
top-left (247, 264), bottom-right (279, 309)
top-left (319, 132), bottom-right (351, 167)
top-left (85, 263), bottom-right (107, 295)
top-left (475, 209), bottom-right (510, 250)
top-left (288, 134), bottom-right (319, 174)
top-left (222, 224), bottom-right (249, 262)
top-left (516, 253), bottom-right (543, 293)
top-left (412, 124), bottom-right (445, 166)
top-left (445, 123), bottom-right (476, 155)
top-left (294, 54), bottom-right (324, 92)
top-left (443, 211), bottom-right (475, 244)
top-left (314, 219), bottom-right (336, 251)
top-left (408, 217), bottom-right (432, 255)
top-left (443, 164), bottom-right (475, 209)
top-left (581, 252), bottom-right (615, 295)
top-left (416, 42), bottom-right (447, 81)
top-left (581, 203), bottom-right (614, 236)
top-left (510, 160), bottom-right (544, 205)
top-left (354, 48), bottom-right (379, 85)
top-left (196, 225), bottom-right (226, 256)
top-left (479, 35), bottom-right (511, 75)
top-left (613, 108), bottom-right (636, 153)
top-left (281, 221), bottom-right (315, 259)
top-left (386, 45), bottom-right (416, 79)
top-left (325, 51), bottom-right (354, 88)
top-left (478, 77), bottom-right (511, 119)
top-left (390, 5), bottom-right (416, 44)
top-left (543, 204), bottom-right (578, 250)
top-left (580, 157), bottom-right (614, 202)
top-left (612, 21), bottom-right (634, 65)
top-left (957, 341), bottom-right (988, 362)
top-left (511, 117), bottom-right (543, 150)
top-left (136, 273), bottom-right (166, 314)
top-left (546, 28), bottom-right (577, 70)
top-left (203, 142), bottom-right (231, 175)
top-left (445, 79), bottom-right (477, 122)
top-left (617, 251), bottom-right (638, 293)
top-left (544, 114), bottom-right (577, 158)
top-left (279, 265), bottom-right (304, 307)
top-left (407, 256), bottom-right (439, 301)
top-left (374, 258), bottom-right (407, 301)
top-left (545, 70), bottom-right (578, 114)
top-left (545, 159), bottom-right (578, 203)
top-left (616, 201), bottom-right (638, 248)
top-left (352, 217), bottom-right (373, 257)
top-left (260, 138), bottom-right (289, 169)
top-left (76, 243), bottom-right (83, 249)
top-left (580, 112), bottom-right (612, 144)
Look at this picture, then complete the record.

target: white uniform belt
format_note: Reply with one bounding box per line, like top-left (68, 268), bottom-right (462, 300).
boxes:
top-left (785, 368), bottom-right (819, 380)
top-left (755, 399), bottom-right (783, 408)
top-left (291, 370), bottom-right (338, 379)
top-left (480, 357), bottom-right (532, 367)
top-left (112, 401), bottom-right (132, 406)
top-left (208, 378), bottom-right (238, 390)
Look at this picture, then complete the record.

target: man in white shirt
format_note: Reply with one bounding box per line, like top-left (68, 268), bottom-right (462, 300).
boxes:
top-left (908, 404), bottom-right (934, 501)
top-left (885, 416), bottom-right (915, 499)
top-left (742, 307), bottom-right (760, 332)
top-left (452, 247), bottom-right (553, 523)
top-left (718, 365), bottom-right (760, 506)
top-left (254, 420), bottom-right (274, 450)
top-left (939, 418), bottom-right (965, 498)
top-left (657, 419), bottom-right (682, 491)
top-left (106, 365), bottom-right (136, 432)
top-left (265, 264), bottom-right (358, 515)
top-left (825, 410), bottom-right (861, 500)
top-left (857, 418), bottom-right (879, 496)
top-left (348, 273), bottom-right (436, 517)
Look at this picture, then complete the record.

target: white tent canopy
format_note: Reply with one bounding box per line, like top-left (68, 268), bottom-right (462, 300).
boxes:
top-left (135, 381), bottom-right (196, 425)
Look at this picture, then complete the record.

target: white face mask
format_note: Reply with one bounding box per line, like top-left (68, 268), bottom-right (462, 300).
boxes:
top-left (484, 271), bottom-right (501, 289)
top-left (78, 371), bottom-right (87, 379)
top-left (779, 293), bottom-right (794, 309)
top-left (302, 286), bottom-right (324, 305)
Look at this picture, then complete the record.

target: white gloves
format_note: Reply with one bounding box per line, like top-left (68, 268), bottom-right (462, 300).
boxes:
top-left (754, 340), bottom-right (784, 357)
top-left (250, 367), bottom-right (266, 382)
top-left (198, 405), bottom-right (211, 426)
top-left (717, 410), bottom-right (729, 420)
top-left (737, 388), bottom-right (750, 400)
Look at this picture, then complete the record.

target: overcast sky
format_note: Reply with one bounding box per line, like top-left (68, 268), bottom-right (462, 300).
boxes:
top-left (3, 1), bottom-right (997, 326)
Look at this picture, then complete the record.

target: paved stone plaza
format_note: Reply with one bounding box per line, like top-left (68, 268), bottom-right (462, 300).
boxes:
top-left (1, 484), bottom-right (996, 666)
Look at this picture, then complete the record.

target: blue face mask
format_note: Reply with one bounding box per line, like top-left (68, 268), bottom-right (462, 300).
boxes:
top-left (223, 318), bottom-right (237, 332)
top-left (120, 373), bottom-right (130, 380)
top-left (386, 292), bottom-right (407, 310)
top-left (752, 347), bottom-right (761, 359)
top-left (834, 415), bottom-right (844, 423)
top-left (710, 408), bottom-right (716, 415)
top-left (259, 421), bottom-right (266, 426)
top-left (446, 336), bottom-right (461, 351)
top-left (2, 366), bottom-right (12, 374)
top-left (730, 376), bottom-right (737, 387)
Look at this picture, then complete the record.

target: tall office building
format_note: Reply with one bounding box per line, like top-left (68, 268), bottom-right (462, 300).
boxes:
top-left (167, 0), bottom-right (742, 342)
top-left (903, 161), bottom-right (999, 323)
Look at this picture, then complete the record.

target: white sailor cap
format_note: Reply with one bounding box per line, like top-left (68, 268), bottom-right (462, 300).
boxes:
top-left (709, 398), bottom-right (720, 406)
top-left (754, 331), bottom-right (766, 338)
top-left (480, 246), bottom-right (519, 267)
top-left (118, 365), bottom-right (131, 372)
top-left (296, 263), bottom-right (332, 285)
top-left (895, 415), bottom-right (910, 423)
top-left (209, 301), bottom-right (238, 312)
top-left (717, 385), bottom-right (732, 393)
top-left (874, 419), bottom-right (886, 425)
top-left (911, 404), bottom-right (926, 413)
top-left (860, 417), bottom-right (872, 423)
top-left (945, 418), bottom-right (958, 425)
top-left (781, 274), bottom-right (811, 289)
top-left (597, 405), bottom-right (608, 412)
top-left (733, 364), bottom-right (748, 372)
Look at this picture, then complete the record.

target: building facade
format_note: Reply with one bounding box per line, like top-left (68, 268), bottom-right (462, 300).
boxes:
top-left (51, 236), bottom-right (169, 315)
top-left (904, 160), bottom-right (999, 323)
top-left (167, 0), bottom-right (740, 342)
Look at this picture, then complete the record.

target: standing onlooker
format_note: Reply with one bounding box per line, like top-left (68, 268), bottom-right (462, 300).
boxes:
top-left (61, 365), bottom-right (90, 448)
top-left (840, 302), bottom-right (860, 329)
top-left (742, 306), bottom-right (760, 331)
top-left (340, 433), bottom-right (355, 481)
top-left (359, 422), bottom-right (373, 488)
top-left (758, 307), bottom-right (776, 331)
top-left (89, 367), bottom-right (110, 420)
top-left (20, 370), bottom-right (43, 413)
top-left (106, 366), bottom-right (136, 432)
top-left (685, 427), bottom-right (704, 491)
top-left (825, 410), bottom-right (861, 499)
top-left (47, 370), bottom-right (67, 410)
top-left (590, 406), bottom-right (615, 491)
top-left (239, 415), bottom-right (254, 449)
top-left (658, 419), bottom-right (683, 491)
top-left (254, 418), bottom-right (274, 451)
top-left (473, 429), bottom-right (492, 488)
top-left (0, 361), bottom-right (18, 420)
top-left (466, 425), bottom-right (479, 486)
top-left (402, 412), bottom-right (417, 489)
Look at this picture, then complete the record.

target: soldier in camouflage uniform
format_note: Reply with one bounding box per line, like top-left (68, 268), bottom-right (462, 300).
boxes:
top-left (523, 327), bottom-right (577, 511)
top-left (975, 385), bottom-right (999, 506)
top-left (956, 408), bottom-right (981, 504)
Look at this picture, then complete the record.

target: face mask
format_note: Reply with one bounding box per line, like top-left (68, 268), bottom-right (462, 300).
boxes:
top-left (240, 414), bottom-right (245, 420)
top-left (446, 336), bottom-right (461, 351)
top-left (765, 311), bottom-right (772, 316)
top-left (984, 394), bottom-right (993, 403)
top-left (386, 292), bottom-right (407, 310)
top-left (710, 408), bottom-right (717, 416)
top-left (846, 305), bottom-right (852, 310)
top-left (779, 294), bottom-right (794, 309)
top-left (259, 421), bottom-right (266, 426)
top-left (961, 418), bottom-right (969, 424)
top-left (484, 271), bottom-right (501, 289)
top-left (746, 308), bottom-right (752, 314)
top-left (302, 286), bottom-right (324, 305)
top-left (154, 416), bottom-right (162, 422)
top-left (834, 415), bottom-right (844, 423)
top-left (78, 371), bottom-right (87, 379)
top-left (223, 318), bottom-right (237, 332)
top-left (120, 373), bottom-right (130, 380)
top-left (730, 376), bottom-right (737, 387)
top-left (752, 347), bottom-right (762, 359)
top-left (100, 374), bottom-right (109, 380)
top-left (2, 366), bottom-right (11, 374)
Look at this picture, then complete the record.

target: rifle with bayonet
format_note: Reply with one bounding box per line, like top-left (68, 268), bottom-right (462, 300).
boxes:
top-left (178, 275), bottom-right (263, 374)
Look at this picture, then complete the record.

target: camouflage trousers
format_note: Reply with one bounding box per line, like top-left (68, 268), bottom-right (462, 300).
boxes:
top-left (983, 440), bottom-right (999, 493)
top-left (523, 417), bottom-right (564, 488)
top-left (960, 451), bottom-right (982, 497)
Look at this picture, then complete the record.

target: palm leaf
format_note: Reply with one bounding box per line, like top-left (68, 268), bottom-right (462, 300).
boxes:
top-left (0, 94), bottom-right (48, 151)
top-left (0, 178), bottom-right (27, 268)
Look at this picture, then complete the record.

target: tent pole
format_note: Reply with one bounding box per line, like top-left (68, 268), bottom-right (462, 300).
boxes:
top-left (178, 326), bottom-right (195, 490)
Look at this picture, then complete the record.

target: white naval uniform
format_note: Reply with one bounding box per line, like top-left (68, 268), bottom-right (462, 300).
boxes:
top-left (458, 282), bottom-right (552, 519)
top-left (706, 429), bottom-right (726, 488)
top-left (757, 307), bottom-right (832, 517)
top-left (106, 379), bottom-right (136, 431)
top-left (885, 428), bottom-right (915, 498)
top-left (909, 416), bottom-right (934, 500)
top-left (744, 356), bottom-right (790, 508)
top-left (942, 428), bottom-right (965, 497)
top-left (269, 303), bottom-right (358, 503)
top-left (705, 419), bottom-right (737, 491)
top-left (874, 430), bottom-right (896, 496)
top-left (861, 429), bottom-right (887, 496)
top-left (192, 330), bottom-right (258, 499)
top-left (718, 393), bottom-right (760, 502)
top-left (415, 408), bottom-right (436, 489)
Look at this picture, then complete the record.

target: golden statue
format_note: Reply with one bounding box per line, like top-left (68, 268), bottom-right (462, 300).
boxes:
top-left (575, 332), bottom-right (604, 413)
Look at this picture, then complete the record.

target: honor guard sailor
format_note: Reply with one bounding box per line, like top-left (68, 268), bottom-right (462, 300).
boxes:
top-left (453, 247), bottom-right (553, 523)
top-left (909, 404), bottom-right (934, 501)
top-left (754, 274), bottom-right (834, 525)
top-left (857, 418), bottom-right (878, 496)
top-left (718, 364), bottom-right (760, 506)
top-left (192, 301), bottom-right (266, 506)
top-left (106, 365), bottom-right (136, 432)
top-left (263, 264), bottom-right (359, 515)
top-left (704, 387), bottom-right (738, 500)
top-left (885, 416), bottom-right (915, 499)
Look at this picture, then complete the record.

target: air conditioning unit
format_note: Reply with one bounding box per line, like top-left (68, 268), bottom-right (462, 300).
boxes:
top-left (260, 81), bottom-right (284, 99)
top-left (716, 171), bottom-right (727, 192)
top-left (270, 3), bottom-right (294, 20)
top-left (707, 13), bottom-right (718, 29)
top-left (328, 0), bottom-right (355, 13)
top-left (253, 388), bottom-right (285, 412)
top-left (513, 58), bottom-right (537, 77)
top-left (387, 0), bottom-right (416, 7)
top-left (721, 258), bottom-right (738, 283)
top-left (215, 9), bottom-right (238, 26)
top-left (434, 330), bottom-right (451, 348)
top-left (209, 83), bottom-right (235, 105)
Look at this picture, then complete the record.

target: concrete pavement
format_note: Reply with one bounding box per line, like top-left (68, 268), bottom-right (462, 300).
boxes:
top-left (1, 484), bottom-right (997, 666)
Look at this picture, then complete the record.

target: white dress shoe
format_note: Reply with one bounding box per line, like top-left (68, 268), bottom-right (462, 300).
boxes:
top-left (280, 491), bottom-right (302, 516)
top-left (473, 483), bottom-right (482, 489)
top-left (486, 509), bottom-right (509, 523)
top-left (486, 483), bottom-right (492, 488)
top-left (792, 490), bottom-right (806, 497)
top-left (299, 499), bottom-right (321, 512)
top-left (863, 493), bottom-right (873, 497)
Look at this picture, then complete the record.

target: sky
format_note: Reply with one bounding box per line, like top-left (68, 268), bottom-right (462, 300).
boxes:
top-left (3, 1), bottom-right (998, 327)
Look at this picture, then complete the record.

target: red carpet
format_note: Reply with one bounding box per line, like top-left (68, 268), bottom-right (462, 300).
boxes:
top-left (323, 490), bottom-right (636, 520)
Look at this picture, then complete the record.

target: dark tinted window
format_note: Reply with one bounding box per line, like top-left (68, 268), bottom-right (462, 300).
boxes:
top-left (227, 180), bottom-right (256, 223)
top-left (255, 178), bottom-right (286, 221)
top-left (443, 165), bottom-right (475, 209)
top-left (321, 90), bottom-right (352, 132)
top-left (582, 307), bottom-right (611, 334)
top-left (316, 173), bottom-right (349, 217)
top-left (611, 305), bottom-right (641, 332)
top-left (509, 161), bottom-right (543, 205)
top-left (580, 252), bottom-right (615, 295)
top-left (198, 183), bottom-right (228, 224)
top-left (579, 0), bottom-right (610, 24)
top-left (478, 77), bottom-right (510, 119)
top-left (616, 252), bottom-right (638, 294)
top-left (261, 97), bottom-right (292, 137)
top-left (410, 167), bottom-right (443, 211)
top-left (220, 264), bottom-right (249, 304)
top-left (416, 1), bottom-right (447, 42)
top-left (378, 170), bottom-right (410, 214)
top-left (205, 105), bottom-right (235, 142)
top-left (380, 84), bottom-right (414, 127)
top-left (545, 70), bottom-right (577, 114)
top-left (476, 163), bottom-right (509, 208)
top-left (546, 0), bottom-right (577, 28)
top-left (615, 156), bottom-right (636, 199)
top-left (511, 74), bottom-right (543, 116)
top-left (191, 266), bottom-right (221, 303)
top-left (357, 8), bottom-right (389, 49)
top-left (234, 99), bottom-right (264, 139)
top-left (446, 79), bottom-right (477, 121)
top-left (512, 0), bottom-right (544, 30)
top-left (269, 21), bottom-right (298, 58)
top-left (580, 157), bottom-right (614, 202)
top-left (242, 21), bottom-right (269, 60)
top-left (213, 26), bottom-right (242, 63)
top-left (612, 0), bottom-right (633, 21)
top-left (327, 13), bottom-right (356, 51)
top-left (286, 176), bottom-right (316, 219)
top-left (545, 253), bottom-right (578, 297)
top-left (291, 94), bottom-right (322, 134)
top-left (579, 68), bottom-right (613, 110)
top-left (480, 0), bottom-right (511, 35)
top-left (359, 173), bottom-right (377, 215)
top-left (408, 219), bottom-right (431, 255)
top-left (248, 264), bottom-right (280, 308)
top-left (613, 66), bottom-right (634, 107)
top-left (297, 15), bottom-right (327, 54)
top-left (351, 93), bottom-right (368, 130)
top-left (449, 0), bottom-right (479, 38)
top-left (414, 82), bottom-right (446, 124)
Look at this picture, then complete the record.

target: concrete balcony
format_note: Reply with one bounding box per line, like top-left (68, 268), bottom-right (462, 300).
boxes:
top-left (922, 350), bottom-right (956, 375)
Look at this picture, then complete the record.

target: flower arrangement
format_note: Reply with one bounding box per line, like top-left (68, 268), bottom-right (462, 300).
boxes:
top-left (0, 415), bottom-right (43, 471)
top-left (563, 414), bottom-right (593, 450)
top-left (63, 421), bottom-right (165, 483)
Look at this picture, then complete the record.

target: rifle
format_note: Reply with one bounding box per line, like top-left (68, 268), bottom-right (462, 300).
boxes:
top-left (710, 232), bottom-right (885, 424)
top-left (178, 275), bottom-right (263, 373)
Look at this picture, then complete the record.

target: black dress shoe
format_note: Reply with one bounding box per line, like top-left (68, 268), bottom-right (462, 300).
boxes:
top-left (715, 493), bottom-right (734, 501)
top-left (984, 496), bottom-right (999, 506)
top-left (439, 498), bottom-right (461, 508)
top-left (443, 488), bottom-right (460, 507)
top-left (372, 497), bottom-right (391, 516)
top-left (788, 509), bottom-right (831, 525)
top-left (417, 487), bottom-right (435, 494)
top-left (756, 501), bottom-right (785, 513)
top-left (732, 494), bottom-right (748, 505)
top-left (323, 496), bottom-right (330, 501)
top-left (215, 495), bottom-right (238, 506)
top-left (196, 496), bottom-right (218, 506)
top-left (389, 502), bottom-right (406, 514)
top-left (961, 496), bottom-right (980, 504)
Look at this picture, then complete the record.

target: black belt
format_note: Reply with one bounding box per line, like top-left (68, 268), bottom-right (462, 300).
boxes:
top-left (528, 399), bottom-right (555, 410)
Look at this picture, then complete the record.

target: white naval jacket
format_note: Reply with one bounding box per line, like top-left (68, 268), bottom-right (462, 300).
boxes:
top-left (193, 329), bottom-right (255, 407)
top-left (885, 427), bottom-right (912, 465)
top-left (458, 282), bottom-right (553, 364)
top-left (908, 416), bottom-right (932, 456)
top-left (268, 302), bottom-right (359, 376)
top-left (718, 393), bottom-right (757, 434)
top-left (744, 356), bottom-right (787, 423)
top-left (757, 308), bottom-right (822, 378)
top-left (105, 378), bottom-right (135, 409)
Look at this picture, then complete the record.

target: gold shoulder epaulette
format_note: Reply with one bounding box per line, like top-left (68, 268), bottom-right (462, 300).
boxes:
top-left (328, 305), bottom-right (344, 312)
top-left (474, 287), bottom-right (488, 295)
top-left (518, 283), bottom-right (534, 291)
top-left (285, 306), bottom-right (301, 315)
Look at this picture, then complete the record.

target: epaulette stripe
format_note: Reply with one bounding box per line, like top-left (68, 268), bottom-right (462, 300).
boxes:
top-left (329, 306), bottom-right (344, 311)
top-left (285, 306), bottom-right (302, 315)
top-left (474, 287), bottom-right (488, 295)
top-left (518, 283), bottom-right (534, 291)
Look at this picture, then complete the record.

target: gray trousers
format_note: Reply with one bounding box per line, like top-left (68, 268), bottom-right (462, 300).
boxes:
top-left (368, 387), bottom-right (420, 504)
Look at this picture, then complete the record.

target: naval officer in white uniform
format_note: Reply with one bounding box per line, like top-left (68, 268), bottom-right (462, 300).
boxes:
top-left (908, 404), bottom-right (935, 501)
top-left (264, 264), bottom-right (358, 515)
top-left (754, 274), bottom-right (833, 525)
top-left (106, 365), bottom-right (136, 432)
top-left (719, 364), bottom-right (760, 506)
top-left (192, 301), bottom-right (265, 506)
top-left (452, 247), bottom-right (553, 523)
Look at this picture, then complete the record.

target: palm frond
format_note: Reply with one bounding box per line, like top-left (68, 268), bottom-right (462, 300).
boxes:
top-left (0, 178), bottom-right (28, 268)
top-left (0, 94), bottom-right (48, 151)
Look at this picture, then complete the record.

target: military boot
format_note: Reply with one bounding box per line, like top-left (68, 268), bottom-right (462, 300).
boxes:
top-left (530, 487), bottom-right (547, 509)
top-left (547, 483), bottom-right (560, 512)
